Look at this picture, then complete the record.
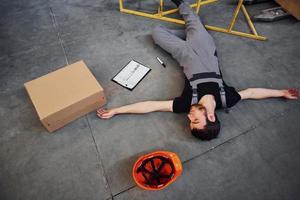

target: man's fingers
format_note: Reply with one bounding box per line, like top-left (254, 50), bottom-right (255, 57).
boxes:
top-left (288, 89), bottom-right (300, 97)
top-left (99, 112), bottom-right (109, 117)
top-left (97, 108), bottom-right (107, 114)
top-left (97, 113), bottom-right (103, 118)
top-left (207, 114), bottom-right (216, 122)
top-left (97, 108), bottom-right (105, 112)
top-left (97, 110), bottom-right (104, 114)
top-left (97, 108), bottom-right (103, 113)
top-left (283, 89), bottom-right (299, 100)
top-left (97, 113), bottom-right (111, 119)
top-left (288, 96), bottom-right (298, 100)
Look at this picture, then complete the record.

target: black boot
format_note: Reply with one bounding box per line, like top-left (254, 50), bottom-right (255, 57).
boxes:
top-left (171, 0), bottom-right (183, 7)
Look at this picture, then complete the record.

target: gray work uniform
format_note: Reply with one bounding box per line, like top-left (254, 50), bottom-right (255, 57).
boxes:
top-left (152, 2), bottom-right (226, 106)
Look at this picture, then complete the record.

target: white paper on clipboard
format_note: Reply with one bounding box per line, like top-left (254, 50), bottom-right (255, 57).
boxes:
top-left (112, 60), bottom-right (151, 90)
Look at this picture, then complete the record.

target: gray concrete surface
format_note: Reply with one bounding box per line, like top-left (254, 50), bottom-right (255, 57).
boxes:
top-left (0, 0), bottom-right (299, 200)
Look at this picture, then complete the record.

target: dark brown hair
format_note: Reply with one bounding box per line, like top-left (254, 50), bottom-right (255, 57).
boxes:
top-left (191, 114), bottom-right (220, 141)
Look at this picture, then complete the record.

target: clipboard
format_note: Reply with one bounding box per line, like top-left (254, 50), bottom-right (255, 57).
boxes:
top-left (112, 60), bottom-right (151, 91)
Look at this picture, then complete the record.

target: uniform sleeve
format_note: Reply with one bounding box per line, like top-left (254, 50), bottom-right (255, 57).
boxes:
top-left (225, 85), bottom-right (241, 108)
top-left (173, 78), bottom-right (192, 113)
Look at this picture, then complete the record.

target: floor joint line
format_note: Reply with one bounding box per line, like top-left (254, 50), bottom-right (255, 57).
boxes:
top-left (85, 116), bottom-right (114, 199)
top-left (183, 107), bottom-right (291, 164)
top-left (113, 185), bottom-right (136, 198)
top-left (49, 7), bottom-right (69, 65)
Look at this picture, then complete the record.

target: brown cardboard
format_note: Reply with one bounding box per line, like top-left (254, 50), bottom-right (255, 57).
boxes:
top-left (24, 60), bottom-right (106, 132)
top-left (276, 0), bottom-right (300, 20)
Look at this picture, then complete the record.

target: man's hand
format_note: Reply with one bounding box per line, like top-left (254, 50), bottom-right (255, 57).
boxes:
top-left (207, 113), bottom-right (216, 122)
top-left (97, 108), bottom-right (116, 119)
top-left (239, 88), bottom-right (299, 100)
top-left (282, 89), bottom-right (300, 100)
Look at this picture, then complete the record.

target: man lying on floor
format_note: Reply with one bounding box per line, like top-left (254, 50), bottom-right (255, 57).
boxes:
top-left (97, 0), bottom-right (299, 140)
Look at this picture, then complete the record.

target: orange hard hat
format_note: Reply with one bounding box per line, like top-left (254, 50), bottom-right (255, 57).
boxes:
top-left (132, 151), bottom-right (183, 190)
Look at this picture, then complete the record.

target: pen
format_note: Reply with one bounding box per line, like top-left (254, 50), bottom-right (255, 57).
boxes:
top-left (156, 57), bottom-right (166, 68)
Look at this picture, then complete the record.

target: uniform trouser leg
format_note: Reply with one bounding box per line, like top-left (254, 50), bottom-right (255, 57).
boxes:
top-left (152, 25), bottom-right (187, 60)
top-left (179, 2), bottom-right (216, 54)
top-left (165, 28), bottom-right (186, 40)
top-left (152, 3), bottom-right (217, 64)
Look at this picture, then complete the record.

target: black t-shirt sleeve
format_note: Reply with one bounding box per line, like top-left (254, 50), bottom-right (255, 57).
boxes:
top-left (224, 84), bottom-right (241, 108)
top-left (173, 78), bottom-right (192, 113)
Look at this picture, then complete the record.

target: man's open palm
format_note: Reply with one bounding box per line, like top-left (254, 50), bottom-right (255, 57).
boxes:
top-left (97, 108), bottom-right (116, 119)
top-left (282, 89), bottom-right (300, 100)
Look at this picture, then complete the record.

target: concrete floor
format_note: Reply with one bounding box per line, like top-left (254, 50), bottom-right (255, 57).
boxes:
top-left (1, 0), bottom-right (300, 199)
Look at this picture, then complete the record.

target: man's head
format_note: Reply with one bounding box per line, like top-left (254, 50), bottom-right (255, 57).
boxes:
top-left (188, 104), bottom-right (220, 141)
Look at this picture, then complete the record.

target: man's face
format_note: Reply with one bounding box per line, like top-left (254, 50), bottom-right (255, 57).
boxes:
top-left (188, 105), bottom-right (207, 130)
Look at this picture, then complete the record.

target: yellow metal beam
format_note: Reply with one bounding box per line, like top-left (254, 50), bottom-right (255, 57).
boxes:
top-left (119, 0), bottom-right (267, 41)
top-left (155, 0), bottom-right (217, 16)
top-left (122, 8), bottom-right (186, 24)
top-left (228, 0), bottom-right (244, 31)
top-left (196, 0), bottom-right (203, 14)
top-left (119, 0), bottom-right (123, 11)
top-left (159, 0), bottom-right (163, 16)
top-left (241, 4), bottom-right (258, 36)
top-left (205, 25), bottom-right (266, 40)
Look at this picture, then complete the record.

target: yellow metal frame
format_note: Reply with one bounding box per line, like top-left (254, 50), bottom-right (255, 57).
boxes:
top-left (119, 0), bottom-right (267, 41)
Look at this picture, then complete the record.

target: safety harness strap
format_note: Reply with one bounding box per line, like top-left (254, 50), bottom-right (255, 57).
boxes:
top-left (220, 86), bottom-right (229, 113)
top-left (189, 72), bottom-right (228, 112)
top-left (189, 72), bottom-right (222, 81)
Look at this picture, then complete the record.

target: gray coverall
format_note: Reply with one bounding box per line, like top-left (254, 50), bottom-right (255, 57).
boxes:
top-left (152, 2), bottom-right (225, 106)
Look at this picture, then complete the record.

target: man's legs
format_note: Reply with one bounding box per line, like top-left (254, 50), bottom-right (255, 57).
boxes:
top-left (152, 25), bottom-right (187, 60)
top-left (178, 2), bottom-right (216, 54)
top-left (165, 28), bottom-right (186, 40)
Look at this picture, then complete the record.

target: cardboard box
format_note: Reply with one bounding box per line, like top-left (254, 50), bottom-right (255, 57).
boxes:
top-left (276, 0), bottom-right (300, 20)
top-left (24, 60), bottom-right (106, 132)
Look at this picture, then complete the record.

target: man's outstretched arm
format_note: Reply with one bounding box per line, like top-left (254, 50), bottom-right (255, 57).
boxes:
top-left (238, 88), bottom-right (299, 100)
top-left (97, 100), bottom-right (173, 119)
